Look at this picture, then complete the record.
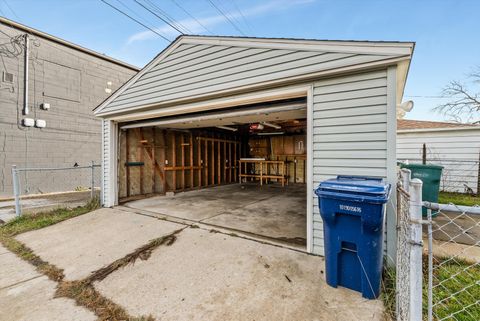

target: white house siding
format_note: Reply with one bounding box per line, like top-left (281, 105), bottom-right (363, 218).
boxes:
top-left (101, 42), bottom-right (397, 114)
top-left (397, 129), bottom-right (480, 193)
top-left (311, 69), bottom-right (389, 255)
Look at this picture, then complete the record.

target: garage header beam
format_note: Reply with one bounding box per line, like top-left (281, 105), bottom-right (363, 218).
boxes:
top-left (120, 102), bottom-right (306, 130)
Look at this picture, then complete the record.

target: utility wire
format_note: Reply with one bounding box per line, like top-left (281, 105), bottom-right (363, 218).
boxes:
top-left (206, 0), bottom-right (246, 36)
top-left (169, 0), bottom-right (213, 35)
top-left (143, 0), bottom-right (191, 34)
top-left (231, 0), bottom-right (254, 34)
top-left (224, 1), bottom-right (247, 34)
top-left (114, 0), bottom-right (161, 30)
top-left (134, 0), bottom-right (185, 34)
top-left (99, 0), bottom-right (171, 42)
top-left (2, 0), bottom-right (21, 20)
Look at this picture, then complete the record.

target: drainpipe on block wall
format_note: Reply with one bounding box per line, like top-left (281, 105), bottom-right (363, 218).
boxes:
top-left (23, 33), bottom-right (29, 115)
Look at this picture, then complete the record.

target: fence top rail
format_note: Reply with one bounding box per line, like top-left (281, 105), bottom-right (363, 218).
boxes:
top-left (13, 165), bottom-right (101, 172)
top-left (423, 201), bottom-right (480, 215)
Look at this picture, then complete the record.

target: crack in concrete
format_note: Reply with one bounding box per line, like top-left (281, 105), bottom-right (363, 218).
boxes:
top-left (116, 206), bottom-right (311, 255)
top-left (84, 227), bottom-right (187, 284)
top-left (0, 275), bottom-right (44, 291)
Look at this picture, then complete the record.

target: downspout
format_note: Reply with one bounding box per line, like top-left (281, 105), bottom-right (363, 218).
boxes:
top-left (23, 33), bottom-right (29, 115)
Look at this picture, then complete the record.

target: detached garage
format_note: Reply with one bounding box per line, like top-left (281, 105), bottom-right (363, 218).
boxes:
top-left (95, 36), bottom-right (413, 257)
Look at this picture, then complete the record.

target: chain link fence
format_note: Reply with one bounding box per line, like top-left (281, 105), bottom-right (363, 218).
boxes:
top-left (396, 177), bottom-right (412, 321)
top-left (423, 202), bottom-right (480, 321)
top-left (9, 162), bottom-right (101, 217)
top-left (396, 169), bottom-right (480, 321)
top-left (398, 158), bottom-right (479, 194)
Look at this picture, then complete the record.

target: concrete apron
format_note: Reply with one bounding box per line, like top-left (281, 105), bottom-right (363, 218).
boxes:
top-left (11, 208), bottom-right (383, 321)
top-left (95, 227), bottom-right (384, 321)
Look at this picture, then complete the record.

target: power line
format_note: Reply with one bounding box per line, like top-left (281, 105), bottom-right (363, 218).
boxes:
top-left (134, 0), bottom-right (185, 35)
top-left (206, 0), bottom-right (246, 36)
top-left (405, 95), bottom-right (449, 99)
top-left (2, 0), bottom-right (21, 21)
top-left (113, 0), bottom-right (161, 30)
top-left (169, 0), bottom-right (213, 35)
top-left (99, 0), bottom-right (171, 42)
top-left (142, 0), bottom-right (192, 34)
top-left (231, 0), bottom-right (254, 34)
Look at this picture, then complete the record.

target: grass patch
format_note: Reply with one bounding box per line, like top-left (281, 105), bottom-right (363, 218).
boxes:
top-left (438, 192), bottom-right (480, 207)
top-left (0, 198), bottom-right (100, 281)
top-left (385, 255), bottom-right (480, 321)
top-left (0, 197), bottom-right (100, 236)
top-left (381, 267), bottom-right (396, 321)
top-left (425, 257), bottom-right (480, 321)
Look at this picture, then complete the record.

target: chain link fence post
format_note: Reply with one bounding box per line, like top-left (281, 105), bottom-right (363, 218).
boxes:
top-left (409, 178), bottom-right (423, 321)
top-left (11, 165), bottom-right (21, 217)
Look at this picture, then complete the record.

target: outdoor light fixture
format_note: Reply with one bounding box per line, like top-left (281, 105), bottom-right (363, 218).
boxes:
top-left (396, 100), bottom-right (414, 119)
top-left (397, 100), bottom-right (414, 112)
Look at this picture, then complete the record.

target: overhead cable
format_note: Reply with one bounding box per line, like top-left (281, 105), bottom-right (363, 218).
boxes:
top-left (99, 0), bottom-right (171, 42)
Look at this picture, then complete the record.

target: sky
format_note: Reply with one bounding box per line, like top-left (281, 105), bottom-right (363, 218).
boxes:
top-left (1, 0), bottom-right (479, 122)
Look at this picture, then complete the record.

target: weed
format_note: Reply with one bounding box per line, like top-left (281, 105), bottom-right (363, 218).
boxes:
top-left (57, 281), bottom-right (154, 321)
top-left (381, 267), bottom-right (396, 321)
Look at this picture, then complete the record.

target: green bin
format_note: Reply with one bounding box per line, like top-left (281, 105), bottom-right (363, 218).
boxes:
top-left (400, 163), bottom-right (443, 216)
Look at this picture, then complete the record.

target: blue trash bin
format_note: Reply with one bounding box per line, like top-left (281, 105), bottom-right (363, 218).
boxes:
top-left (315, 175), bottom-right (391, 299)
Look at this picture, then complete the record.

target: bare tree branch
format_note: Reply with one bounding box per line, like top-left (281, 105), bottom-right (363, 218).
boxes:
top-left (434, 70), bottom-right (480, 123)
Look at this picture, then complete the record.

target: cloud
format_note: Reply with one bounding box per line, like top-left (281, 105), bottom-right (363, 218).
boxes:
top-left (126, 0), bottom-right (315, 44)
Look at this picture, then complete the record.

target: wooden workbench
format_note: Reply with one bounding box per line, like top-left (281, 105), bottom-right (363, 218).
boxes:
top-left (239, 159), bottom-right (288, 187)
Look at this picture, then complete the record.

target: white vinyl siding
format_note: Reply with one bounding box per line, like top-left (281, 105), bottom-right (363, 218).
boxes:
top-left (101, 120), bottom-right (117, 207)
top-left (101, 43), bottom-right (395, 114)
top-left (397, 129), bottom-right (480, 193)
top-left (311, 70), bottom-right (388, 255)
top-left (101, 119), bottom-right (110, 206)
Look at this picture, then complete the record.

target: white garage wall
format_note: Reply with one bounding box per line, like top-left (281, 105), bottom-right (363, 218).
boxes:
top-left (311, 69), bottom-right (389, 255)
top-left (397, 129), bottom-right (480, 193)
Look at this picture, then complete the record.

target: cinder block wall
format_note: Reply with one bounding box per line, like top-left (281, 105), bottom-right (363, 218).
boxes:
top-left (0, 23), bottom-right (137, 197)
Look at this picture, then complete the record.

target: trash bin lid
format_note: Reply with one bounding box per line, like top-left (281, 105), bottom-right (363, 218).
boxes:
top-left (400, 163), bottom-right (444, 170)
top-left (315, 175), bottom-right (391, 203)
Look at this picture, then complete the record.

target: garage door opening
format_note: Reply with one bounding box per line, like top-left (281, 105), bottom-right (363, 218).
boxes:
top-left (118, 98), bottom-right (308, 249)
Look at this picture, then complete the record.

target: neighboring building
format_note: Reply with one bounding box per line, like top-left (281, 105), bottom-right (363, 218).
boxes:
top-left (397, 119), bottom-right (480, 193)
top-left (95, 35), bottom-right (414, 259)
top-left (0, 17), bottom-right (139, 197)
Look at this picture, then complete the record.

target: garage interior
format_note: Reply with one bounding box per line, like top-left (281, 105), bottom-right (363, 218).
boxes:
top-left (119, 98), bottom-right (307, 249)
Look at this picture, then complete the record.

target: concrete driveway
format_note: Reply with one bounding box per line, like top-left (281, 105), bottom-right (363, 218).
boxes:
top-left (4, 207), bottom-right (384, 321)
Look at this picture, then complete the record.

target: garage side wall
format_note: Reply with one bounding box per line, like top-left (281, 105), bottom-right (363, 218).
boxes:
top-left (311, 69), bottom-right (388, 255)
